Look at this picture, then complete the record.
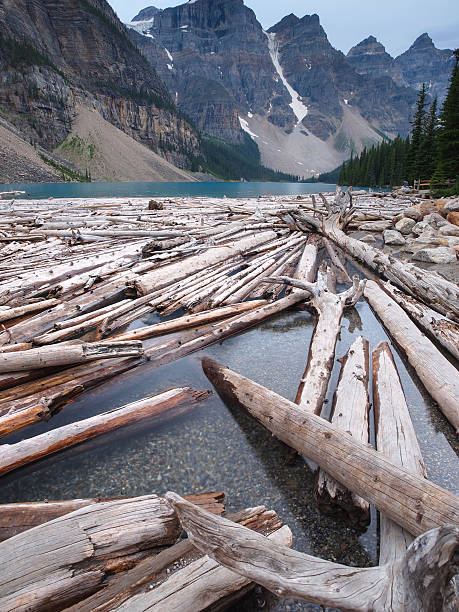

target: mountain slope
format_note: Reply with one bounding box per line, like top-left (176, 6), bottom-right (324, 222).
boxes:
top-left (0, 0), bottom-right (199, 179)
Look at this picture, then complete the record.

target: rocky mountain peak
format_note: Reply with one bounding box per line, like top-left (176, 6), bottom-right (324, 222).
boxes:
top-left (410, 32), bottom-right (435, 49)
top-left (346, 35), bottom-right (395, 79)
top-left (347, 35), bottom-right (390, 57)
top-left (132, 6), bottom-right (161, 22)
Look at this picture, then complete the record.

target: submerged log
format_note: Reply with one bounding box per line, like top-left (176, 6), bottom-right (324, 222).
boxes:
top-left (315, 336), bottom-right (371, 527)
top-left (0, 341), bottom-right (143, 373)
top-left (364, 280), bottom-right (459, 433)
top-left (0, 492), bottom-right (225, 543)
top-left (0, 387), bottom-right (210, 477)
top-left (167, 492), bottom-right (459, 612)
top-left (0, 495), bottom-right (181, 612)
top-left (202, 359), bottom-right (459, 537)
top-left (381, 281), bottom-right (459, 362)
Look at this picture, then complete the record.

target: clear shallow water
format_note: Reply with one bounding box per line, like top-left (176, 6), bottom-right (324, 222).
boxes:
top-left (0, 181), bottom-right (337, 200)
top-left (1, 285), bottom-right (457, 611)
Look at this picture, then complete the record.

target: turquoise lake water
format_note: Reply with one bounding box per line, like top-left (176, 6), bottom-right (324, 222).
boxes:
top-left (0, 181), bottom-right (337, 199)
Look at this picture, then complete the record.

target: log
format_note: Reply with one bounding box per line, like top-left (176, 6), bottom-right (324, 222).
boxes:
top-left (130, 231), bottom-right (277, 296)
top-left (64, 505), bottom-right (289, 612)
top-left (0, 387), bottom-right (210, 477)
top-left (364, 280), bottom-right (459, 433)
top-left (0, 298), bottom-right (60, 323)
top-left (0, 495), bottom-right (181, 612)
top-left (294, 200), bottom-right (459, 321)
top-left (201, 358), bottom-right (459, 537)
top-left (315, 336), bottom-right (371, 527)
top-left (167, 492), bottom-right (459, 612)
top-left (0, 341), bottom-right (143, 373)
top-left (110, 301), bottom-right (267, 342)
top-left (0, 492), bottom-right (225, 542)
top-left (382, 281), bottom-right (459, 362)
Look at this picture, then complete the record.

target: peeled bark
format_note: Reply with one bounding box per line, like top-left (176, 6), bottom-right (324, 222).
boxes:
top-left (0, 387), bottom-right (210, 477)
top-left (315, 336), bottom-right (371, 527)
top-left (168, 492), bottom-right (459, 612)
top-left (0, 341), bottom-right (143, 373)
top-left (365, 280), bottom-right (459, 433)
top-left (0, 299), bottom-right (60, 323)
top-left (202, 359), bottom-right (459, 537)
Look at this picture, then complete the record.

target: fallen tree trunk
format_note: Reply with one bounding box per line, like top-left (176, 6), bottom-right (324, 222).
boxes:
top-left (315, 336), bottom-right (371, 527)
top-left (381, 281), bottom-right (459, 362)
top-left (0, 341), bottom-right (143, 373)
top-left (364, 280), bottom-right (459, 433)
top-left (167, 492), bottom-right (459, 612)
top-left (201, 359), bottom-right (459, 537)
top-left (65, 505), bottom-right (290, 612)
top-left (0, 387), bottom-right (210, 477)
top-left (130, 231), bottom-right (277, 296)
top-left (0, 492), bottom-right (225, 543)
top-left (0, 298), bottom-right (60, 323)
top-left (0, 495), bottom-right (181, 612)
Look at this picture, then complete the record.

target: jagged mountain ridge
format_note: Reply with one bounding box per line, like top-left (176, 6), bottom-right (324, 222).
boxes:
top-left (126, 0), bottom-right (450, 176)
top-left (0, 0), bottom-right (199, 175)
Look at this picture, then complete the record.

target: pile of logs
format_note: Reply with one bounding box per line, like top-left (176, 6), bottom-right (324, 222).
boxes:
top-left (0, 191), bottom-right (458, 611)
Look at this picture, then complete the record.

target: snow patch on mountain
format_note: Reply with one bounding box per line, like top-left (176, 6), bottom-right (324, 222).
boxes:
top-left (239, 117), bottom-right (259, 139)
top-left (265, 31), bottom-right (309, 124)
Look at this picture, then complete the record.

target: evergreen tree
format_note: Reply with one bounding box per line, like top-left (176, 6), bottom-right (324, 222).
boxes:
top-left (434, 49), bottom-right (459, 189)
top-left (417, 98), bottom-right (438, 179)
top-left (407, 83), bottom-right (427, 182)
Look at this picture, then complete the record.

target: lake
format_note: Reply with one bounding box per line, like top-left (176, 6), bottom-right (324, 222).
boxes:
top-left (0, 181), bottom-right (338, 199)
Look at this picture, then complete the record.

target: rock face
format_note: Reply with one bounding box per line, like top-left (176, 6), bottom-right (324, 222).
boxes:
top-left (394, 34), bottom-right (455, 103)
top-left (0, 0), bottom-right (199, 170)
top-left (132, 6), bottom-right (161, 22)
top-left (127, 1), bottom-right (446, 176)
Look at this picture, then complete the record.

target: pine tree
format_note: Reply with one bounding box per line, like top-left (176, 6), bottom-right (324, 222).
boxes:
top-left (434, 49), bottom-right (459, 188)
top-left (417, 98), bottom-right (438, 179)
top-left (407, 83), bottom-right (427, 183)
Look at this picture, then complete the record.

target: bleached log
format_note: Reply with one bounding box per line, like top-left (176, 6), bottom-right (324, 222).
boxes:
top-left (167, 492), bottom-right (459, 612)
top-left (365, 280), bottom-right (459, 433)
top-left (0, 495), bottom-right (181, 612)
top-left (130, 231), bottom-right (277, 296)
top-left (382, 281), bottom-right (459, 362)
top-left (0, 492), bottom-right (225, 542)
top-left (201, 359), bottom-right (459, 537)
top-left (0, 387), bottom-right (210, 477)
top-left (315, 336), bottom-right (371, 527)
top-left (111, 301), bottom-right (266, 342)
top-left (0, 341), bottom-right (143, 373)
top-left (0, 299), bottom-right (60, 323)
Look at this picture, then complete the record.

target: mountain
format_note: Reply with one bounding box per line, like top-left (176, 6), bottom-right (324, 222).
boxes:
top-left (127, 0), bottom-right (436, 176)
top-left (394, 33), bottom-right (455, 103)
top-left (0, 0), bottom-right (199, 182)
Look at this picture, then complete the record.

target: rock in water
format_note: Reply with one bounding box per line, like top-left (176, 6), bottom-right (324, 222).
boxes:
top-left (395, 218), bottom-right (416, 235)
top-left (383, 230), bottom-right (406, 246)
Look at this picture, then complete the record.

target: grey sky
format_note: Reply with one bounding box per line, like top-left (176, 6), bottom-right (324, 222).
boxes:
top-left (108, 0), bottom-right (458, 56)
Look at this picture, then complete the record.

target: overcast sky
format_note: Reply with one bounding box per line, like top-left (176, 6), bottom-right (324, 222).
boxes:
top-left (108, 0), bottom-right (458, 56)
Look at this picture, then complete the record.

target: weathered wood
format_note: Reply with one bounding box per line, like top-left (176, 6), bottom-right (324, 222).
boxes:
top-left (0, 387), bottom-right (210, 477)
top-left (131, 231), bottom-right (277, 296)
top-left (315, 336), bottom-right (371, 527)
top-left (201, 359), bottom-right (459, 537)
top-left (0, 495), bottom-right (181, 612)
top-left (0, 492), bottom-right (225, 543)
top-left (0, 341), bottom-right (143, 373)
top-left (382, 281), bottom-right (459, 362)
top-left (168, 492), bottom-right (459, 612)
top-left (0, 298), bottom-right (60, 323)
top-left (365, 280), bottom-right (459, 433)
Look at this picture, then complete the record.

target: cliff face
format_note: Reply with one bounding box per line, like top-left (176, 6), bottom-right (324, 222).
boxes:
top-left (0, 0), bottom-right (199, 168)
top-left (394, 33), bottom-right (455, 103)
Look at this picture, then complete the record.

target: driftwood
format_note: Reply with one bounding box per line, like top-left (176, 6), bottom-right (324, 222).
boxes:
top-left (0, 492), bottom-right (225, 543)
top-left (315, 336), bottom-right (371, 527)
top-left (294, 190), bottom-right (459, 322)
top-left (365, 280), bottom-right (459, 432)
top-left (381, 281), bottom-right (459, 362)
top-left (168, 492), bottom-right (459, 612)
top-left (0, 298), bottom-right (60, 323)
top-left (202, 359), bottom-right (459, 537)
top-left (0, 341), bottom-right (143, 373)
top-left (0, 495), bottom-right (181, 612)
top-left (64, 505), bottom-right (290, 612)
top-left (0, 387), bottom-right (210, 477)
